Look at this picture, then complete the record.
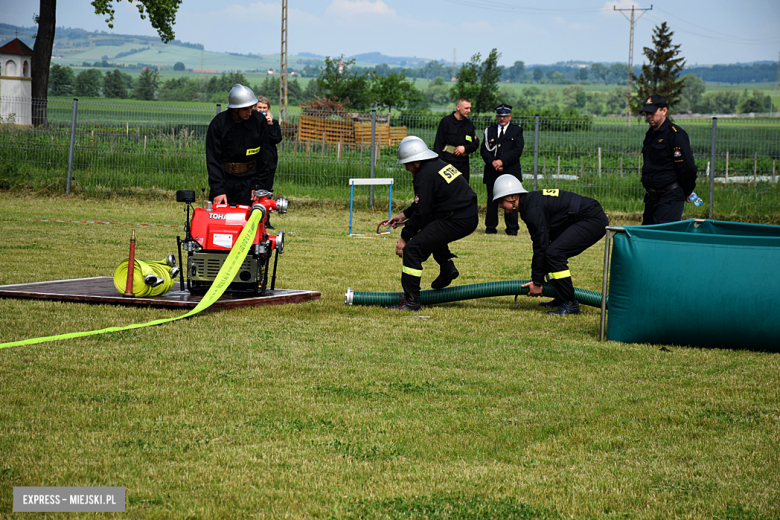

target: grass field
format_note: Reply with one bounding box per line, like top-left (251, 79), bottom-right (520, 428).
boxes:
top-left (0, 193), bottom-right (778, 519)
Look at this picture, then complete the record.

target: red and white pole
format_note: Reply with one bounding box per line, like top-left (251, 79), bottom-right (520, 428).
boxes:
top-left (124, 230), bottom-right (136, 297)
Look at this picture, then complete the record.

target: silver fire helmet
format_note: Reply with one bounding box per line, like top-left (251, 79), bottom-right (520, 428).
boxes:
top-left (227, 84), bottom-right (258, 109)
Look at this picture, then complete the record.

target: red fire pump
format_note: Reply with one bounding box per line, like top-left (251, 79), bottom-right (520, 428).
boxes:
top-left (175, 189), bottom-right (288, 295)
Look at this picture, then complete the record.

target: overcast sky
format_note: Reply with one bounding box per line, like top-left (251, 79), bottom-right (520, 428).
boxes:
top-left (6, 0), bottom-right (780, 66)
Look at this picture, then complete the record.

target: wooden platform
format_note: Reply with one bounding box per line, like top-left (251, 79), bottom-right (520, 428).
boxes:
top-left (0, 277), bottom-right (321, 310)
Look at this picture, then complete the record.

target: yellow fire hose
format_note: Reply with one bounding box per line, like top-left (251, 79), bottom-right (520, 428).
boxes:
top-left (0, 209), bottom-right (263, 350)
top-left (112, 259), bottom-right (176, 297)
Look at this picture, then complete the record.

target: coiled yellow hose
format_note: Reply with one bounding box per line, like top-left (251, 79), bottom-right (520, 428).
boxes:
top-left (113, 258), bottom-right (175, 297)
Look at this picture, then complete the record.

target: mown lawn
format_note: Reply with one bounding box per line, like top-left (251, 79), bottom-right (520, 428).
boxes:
top-left (0, 193), bottom-right (777, 519)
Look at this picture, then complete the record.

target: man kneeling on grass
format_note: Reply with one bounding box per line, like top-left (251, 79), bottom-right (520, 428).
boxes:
top-left (493, 174), bottom-right (609, 315)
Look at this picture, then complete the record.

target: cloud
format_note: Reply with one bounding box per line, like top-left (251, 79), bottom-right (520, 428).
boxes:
top-left (326, 0), bottom-right (395, 17)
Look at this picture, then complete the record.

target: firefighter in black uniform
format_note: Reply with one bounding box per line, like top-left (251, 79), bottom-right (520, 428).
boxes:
top-left (480, 103), bottom-right (524, 235)
top-left (433, 97), bottom-right (479, 183)
top-left (380, 137), bottom-right (479, 311)
top-left (255, 95), bottom-right (283, 228)
top-left (206, 84), bottom-right (272, 206)
top-left (639, 94), bottom-right (698, 225)
top-left (493, 174), bottom-right (609, 315)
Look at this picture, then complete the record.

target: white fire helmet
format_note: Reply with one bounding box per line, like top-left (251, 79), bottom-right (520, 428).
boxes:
top-left (492, 174), bottom-right (528, 201)
top-left (397, 136), bottom-right (438, 165)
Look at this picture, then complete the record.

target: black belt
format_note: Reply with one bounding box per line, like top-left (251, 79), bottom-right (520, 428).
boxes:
top-left (647, 181), bottom-right (680, 195)
top-left (568, 194), bottom-right (582, 223)
top-left (223, 160), bottom-right (256, 174)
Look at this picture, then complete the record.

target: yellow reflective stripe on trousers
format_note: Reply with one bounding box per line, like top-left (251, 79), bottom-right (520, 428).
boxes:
top-left (402, 266), bottom-right (423, 277)
top-left (0, 210), bottom-right (263, 350)
top-left (548, 270), bottom-right (571, 279)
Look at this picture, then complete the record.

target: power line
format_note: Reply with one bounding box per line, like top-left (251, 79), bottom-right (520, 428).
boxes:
top-left (443, 0), bottom-right (602, 14)
top-left (614, 5), bottom-right (652, 126)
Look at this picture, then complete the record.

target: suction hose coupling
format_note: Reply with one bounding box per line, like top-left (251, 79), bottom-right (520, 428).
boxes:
top-left (276, 198), bottom-right (288, 214)
top-left (250, 203), bottom-right (267, 220)
top-left (345, 287), bottom-right (354, 305)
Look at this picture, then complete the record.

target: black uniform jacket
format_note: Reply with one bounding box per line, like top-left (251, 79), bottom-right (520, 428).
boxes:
top-left (517, 190), bottom-right (600, 285)
top-left (641, 118), bottom-right (697, 196)
top-left (433, 113), bottom-right (479, 168)
top-left (267, 118), bottom-right (283, 168)
top-left (205, 110), bottom-right (271, 199)
top-left (400, 158), bottom-right (478, 243)
top-left (480, 123), bottom-right (524, 185)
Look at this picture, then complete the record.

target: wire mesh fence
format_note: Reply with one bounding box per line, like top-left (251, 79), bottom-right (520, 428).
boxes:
top-left (1, 97), bottom-right (778, 222)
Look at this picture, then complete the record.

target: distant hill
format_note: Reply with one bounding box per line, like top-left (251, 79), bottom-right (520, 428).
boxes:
top-left (1, 24), bottom-right (775, 82)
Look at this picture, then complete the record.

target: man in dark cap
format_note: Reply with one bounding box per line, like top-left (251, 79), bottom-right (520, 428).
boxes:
top-left (433, 97), bottom-right (480, 184)
top-left (639, 93), bottom-right (698, 225)
top-left (480, 103), bottom-right (524, 235)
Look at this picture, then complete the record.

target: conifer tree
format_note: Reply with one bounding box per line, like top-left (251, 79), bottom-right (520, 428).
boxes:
top-left (631, 22), bottom-right (686, 113)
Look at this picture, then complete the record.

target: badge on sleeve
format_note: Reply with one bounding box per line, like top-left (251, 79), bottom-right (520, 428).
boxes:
top-left (437, 164), bottom-right (462, 184)
top-left (673, 147), bottom-right (682, 158)
top-left (542, 189), bottom-right (559, 197)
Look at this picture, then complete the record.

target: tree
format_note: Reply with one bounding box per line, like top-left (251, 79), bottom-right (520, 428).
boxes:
top-left (370, 70), bottom-right (423, 112)
top-left (450, 48), bottom-right (502, 114)
top-left (532, 68), bottom-right (544, 83)
top-left (103, 69), bottom-right (128, 99)
top-left (424, 77), bottom-right (451, 106)
top-left (678, 73), bottom-right (705, 111)
top-left (631, 22), bottom-right (686, 112)
top-left (31, 0), bottom-right (182, 125)
top-left (301, 80), bottom-right (320, 102)
top-left (736, 89), bottom-right (770, 114)
top-left (503, 60), bottom-right (525, 83)
top-left (589, 63), bottom-right (608, 84)
top-left (73, 69), bottom-right (103, 97)
top-left (132, 68), bottom-right (159, 100)
top-left (562, 84), bottom-right (585, 108)
top-left (315, 55), bottom-right (373, 111)
top-left (575, 67), bottom-right (589, 82)
top-left (158, 76), bottom-right (197, 101)
top-left (48, 64), bottom-right (74, 96)
top-left (173, 62), bottom-right (185, 71)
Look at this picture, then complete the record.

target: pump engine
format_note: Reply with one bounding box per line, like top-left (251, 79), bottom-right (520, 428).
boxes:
top-left (176, 190), bottom-right (288, 296)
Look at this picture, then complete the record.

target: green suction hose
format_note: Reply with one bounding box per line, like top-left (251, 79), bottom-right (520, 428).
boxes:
top-left (345, 280), bottom-right (606, 309)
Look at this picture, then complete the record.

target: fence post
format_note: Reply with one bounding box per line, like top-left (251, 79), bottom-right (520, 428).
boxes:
top-left (216, 104), bottom-right (221, 115)
top-left (598, 147), bottom-right (601, 177)
top-left (533, 114), bottom-right (540, 191)
top-left (709, 117), bottom-right (717, 219)
top-left (66, 98), bottom-right (79, 195)
top-left (370, 108), bottom-right (377, 209)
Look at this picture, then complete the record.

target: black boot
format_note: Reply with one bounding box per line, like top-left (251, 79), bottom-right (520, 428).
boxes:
top-left (388, 295), bottom-right (422, 311)
top-left (431, 260), bottom-right (459, 290)
top-left (538, 298), bottom-right (564, 308)
top-left (546, 300), bottom-right (580, 315)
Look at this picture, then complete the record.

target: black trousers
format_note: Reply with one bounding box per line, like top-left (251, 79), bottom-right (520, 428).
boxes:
top-left (401, 213), bottom-right (479, 300)
top-left (543, 207), bottom-right (608, 302)
top-left (210, 174), bottom-right (254, 206)
top-left (642, 185), bottom-right (685, 225)
top-left (485, 180), bottom-right (519, 233)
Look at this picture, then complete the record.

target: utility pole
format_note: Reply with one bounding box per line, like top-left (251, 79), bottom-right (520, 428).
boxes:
top-left (614, 4), bottom-right (652, 126)
top-left (280, 0), bottom-right (289, 122)
top-left (452, 48), bottom-right (456, 80)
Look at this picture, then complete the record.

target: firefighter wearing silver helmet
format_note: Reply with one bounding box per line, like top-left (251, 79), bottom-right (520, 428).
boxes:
top-left (205, 84), bottom-right (272, 206)
top-left (379, 137), bottom-right (479, 311)
top-left (493, 174), bottom-right (609, 315)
